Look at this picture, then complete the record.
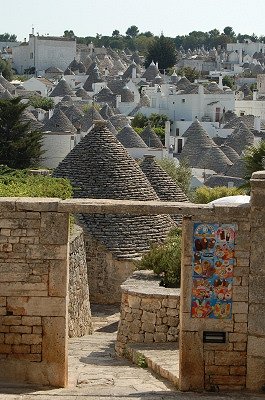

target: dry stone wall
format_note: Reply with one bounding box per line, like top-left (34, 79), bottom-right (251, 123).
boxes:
top-left (83, 233), bottom-right (136, 304)
top-left (68, 225), bottom-right (93, 337)
top-left (116, 271), bottom-right (180, 356)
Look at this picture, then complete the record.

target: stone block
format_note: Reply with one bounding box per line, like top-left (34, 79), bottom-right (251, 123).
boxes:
top-left (0, 282), bottom-right (47, 297)
top-left (246, 356), bottom-right (265, 391)
top-left (12, 344), bottom-right (30, 354)
top-left (234, 314), bottom-right (248, 323)
top-left (247, 336), bottom-right (265, 357)
top-left (0, 344), bottom-right (11, 353)
top-left (40, 212), bottom-right (69, 245)
top-left (0, 325), bottom-right (9, 333)
top-left (26, 244), bottom-right (68, 260)
top-left (10, 326), bottom-right (32, 334)
top-left (127, 294), bottom-right (141, 309)
top-left (234, 343), bottom-right (247, 351)
top-left (42, 316), bottom-right (67, 387)
top-left (49, 260), bottom-right (68, 297)
top-left (22, 316), bottom-right (41, 326)
top-left (233, 286), bottom-right (248, 302)
top-left (204, 351), bottom-right (214, 365)
top-left (234, 323), bottom-right (247, 333)
top-left (141, 297), bottom-right (161, 312)
top-left (210, 375), bottom-right (246, 386)
top-left (229, 333), bottom-right (247, 343)
top-left (154, 332), bottom-right (166, 342)
top-left (141, 322), bottom-right (155, 333)
top-left (181, 312), bottom-right (233, 332)
top-left (31, 344), bottom-right (42, 353)
top-left (205, 365), bottom-right (229, 375)
top-left (144, 333), bottom-right (154, 342)
top-left (179, 330), bottom-right (204, 391)
top-left (21, 334), bottom-right (42, 345)
top-left (0, 316), bottom-right (21, 325)
top-left (15, 198), bottom-right (60, 212)
top-left (248, 304), bottom-right (265, 336)
top-left (232, 302), bottom-right (248, 314)
top-left (9, 353), bottom-right (42, 362)
top-left (230, 366), bottom-right (246, 375)
top-left (142, 311), bottom-right (156, 325)
top-left (5, 333), bottom-right (21, 345)
top-left (8, 297), bottom-right (66, 317)
top-left (215, 351), bottom-right (246, 366)
top-left (249, 275), bottom-right (265, 304)
top-left (0, 297), bottom-right (6, 307)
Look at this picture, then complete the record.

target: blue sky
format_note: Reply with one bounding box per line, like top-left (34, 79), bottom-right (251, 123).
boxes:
top-left (3, 0), bottom-right (265, 41)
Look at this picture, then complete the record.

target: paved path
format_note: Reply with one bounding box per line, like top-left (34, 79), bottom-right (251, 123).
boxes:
top-left (0, 305), bottom-right (264, 400)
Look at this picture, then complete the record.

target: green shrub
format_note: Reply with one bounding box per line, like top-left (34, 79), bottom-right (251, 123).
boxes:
top-left (157, 158), bottom-right (191, 196)
top-left (193, 186), bottom-right (246, 204)
top-left (0, 167), bottom-right (72, 199)
top-left (136, 228), bottom-right (182, 288)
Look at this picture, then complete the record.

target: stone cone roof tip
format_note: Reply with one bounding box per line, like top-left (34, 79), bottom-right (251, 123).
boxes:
top-left (117, 125), bottom-right (148, 148)
top-left (225, 121), bottom-right (254, 155)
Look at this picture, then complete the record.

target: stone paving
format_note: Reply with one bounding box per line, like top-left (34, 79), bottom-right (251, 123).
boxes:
top-left (0, 305), bottom-right (264, 400)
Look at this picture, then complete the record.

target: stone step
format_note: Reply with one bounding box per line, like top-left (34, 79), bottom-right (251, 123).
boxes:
top-left (125, 342), bottom-right (179, 387)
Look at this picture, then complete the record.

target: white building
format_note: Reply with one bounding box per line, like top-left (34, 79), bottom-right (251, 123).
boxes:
top-left (227, 39), bottom-right (265, 57)
top-left (12, 34), bottom-right (76, 76)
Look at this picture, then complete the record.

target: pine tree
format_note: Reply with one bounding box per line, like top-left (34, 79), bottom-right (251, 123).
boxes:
top-left (145, 35), bottom-right (177, 71)
top-left (0, 97), bottom-right (43, 169)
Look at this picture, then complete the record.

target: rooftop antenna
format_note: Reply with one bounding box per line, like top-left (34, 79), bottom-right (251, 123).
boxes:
top-left (32, 25), bottom-right (34, 35)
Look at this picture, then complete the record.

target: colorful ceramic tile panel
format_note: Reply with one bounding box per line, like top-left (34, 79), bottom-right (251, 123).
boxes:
top-left (191, 222), bottom-right (237, 319)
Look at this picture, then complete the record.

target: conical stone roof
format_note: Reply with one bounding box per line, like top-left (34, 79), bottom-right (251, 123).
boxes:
top-left (176, 76), bottom-right (191, 90)
top-left (80, 106), bottom-right (103, 132)
top-left (63, 104), bottom-right (84, 128)
top-left (109, 114), bottom-right (130, 130)
top-left (50, 78), bottom-right (74, 97)
top-left (179, 120), bottom-right (216, 167)
top-left (0, 74), bottom-right (16, 94)
top-left (75, 87), bottom-right (92, 100)
top-left (141, 61), bottom-right (160, 82)
top-left (42, 109), bottom-right (76, 133)
top-left (141, 125), bottom-right (163, 148)
top-left (105, 119), bottom-right (118, 135)
top-left (117, 125), bottom-right (147, 148)
top-left (100, 104), bottom-right (114, 120)
top-left (0, 89), bottom-right (13, 99)
top-left (83, 66), bottom-right (103, 91)
top-left (225, 122), bottom-right (254, 155)
top-left (225, 156), bottom-right (247, 179)
top-left (140, 155), bottom-right (188, 202)
top-left (219, 144), bottom-right (240, 164)
top-left (94, 87), bottom-right (116, 106)
top-left (196, 146), bottom-right (233, 174)
top-left (120, 86), bottom-right (134, 102)
top-left (123, 62), bottom-right (141, 79)
top-left (53, 122), bottom-right (174, 259)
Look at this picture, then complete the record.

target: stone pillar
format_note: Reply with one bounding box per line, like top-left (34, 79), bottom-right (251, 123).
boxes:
top-left (247, 171), bottom-right (265, 391)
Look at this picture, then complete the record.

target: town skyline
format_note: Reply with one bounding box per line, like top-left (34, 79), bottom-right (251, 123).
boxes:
top-left (2, 0), bottom-right (265, 42)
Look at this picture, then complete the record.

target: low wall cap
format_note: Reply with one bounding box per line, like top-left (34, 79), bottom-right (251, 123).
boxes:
top-left (251, 170), bottom-right (265, 179)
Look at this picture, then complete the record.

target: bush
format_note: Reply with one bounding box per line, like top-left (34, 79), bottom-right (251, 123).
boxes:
top-left (0, 167), bottom-right (72, 199)
top-left (193, 186), bottom-right (246, 204)
top-left (135, 228), bottom-right (182, 288)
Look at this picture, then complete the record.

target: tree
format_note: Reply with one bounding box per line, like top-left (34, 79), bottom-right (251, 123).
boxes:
top-left (0, 98), bottom-right (43, 169)
top-left (112, 30), bottom-right (120, 37)
top-left (177, 67), bottom-right (200, 83)
top-left (28, 96), bottom-right (54, 111)
top-left (145, 35), bottom-right (177, 70)
top-left (131, 113), bottom-right (148, 128)
top-left (0, 59), bottom-right (13, 81)
top-left (222, 75), bottom-right (235, 89)
top-left (126, 25), bottom-right (139, 38)
top-left (244, 141), bottom-right (265, 179)
top-left (0, 33), bottom-right (17, 42)
top-left (223, 26), bottom-right (235, 38)
top-left (63, 30), bottom-right (75, 39)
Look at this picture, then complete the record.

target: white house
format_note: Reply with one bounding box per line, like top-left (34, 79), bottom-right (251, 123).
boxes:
top-left (23, 77), bottom-right (53, 97)
top-left (12, 33), bottom-right (76, 76)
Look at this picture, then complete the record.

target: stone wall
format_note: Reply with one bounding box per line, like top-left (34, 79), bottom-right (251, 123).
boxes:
top-left (0, 198), bottom-right (69, 387)
top-left (83, 233), bottom-right (136, 304)
top-left (68, 225), bottom-right (93, 337)
top-left (116, 271), bottom-right (180, 356)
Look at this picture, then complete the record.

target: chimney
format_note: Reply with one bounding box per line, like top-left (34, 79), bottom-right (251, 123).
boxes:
top-left (218, 73), bottom-right (223, 90)
top-left (32, 26), bottom-right (35, 36)
top-left (132, 67), bottom-right (136, 79)
top-left (165, 120), bottom-right (171, 149)
top-left (116, 94), bottom-right (121, 108)
top-left (254, 116), bottom-right (261, 131)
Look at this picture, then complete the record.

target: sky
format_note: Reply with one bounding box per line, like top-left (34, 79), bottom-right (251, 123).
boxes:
top-left (2, 0), bottom-right (265, 41)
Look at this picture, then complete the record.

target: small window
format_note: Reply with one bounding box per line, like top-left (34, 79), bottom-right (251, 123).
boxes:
top-left (30, 52), bottom-right (33, 59)
top-left (176, 128), bottom-right (179, 135)
top-left (182, 99), bottom-right (186, 103)
top-left (240, 111), bottom-right (245, 116)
